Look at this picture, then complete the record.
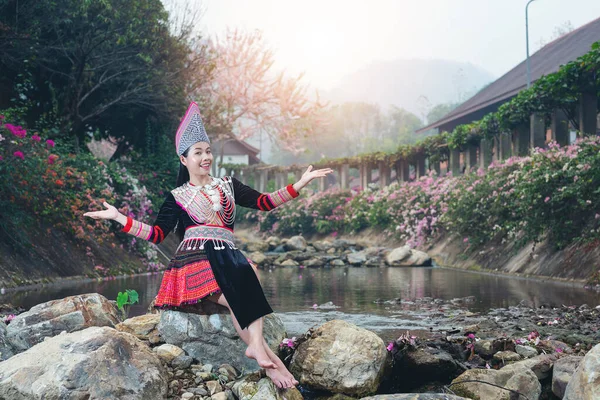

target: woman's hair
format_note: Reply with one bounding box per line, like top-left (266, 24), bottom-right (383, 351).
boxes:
top-left (174, 147), bottom-right (190, 241)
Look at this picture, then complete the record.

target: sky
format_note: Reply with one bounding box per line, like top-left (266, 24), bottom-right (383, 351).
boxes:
top-left (190, 0), bottom-right (600, 91)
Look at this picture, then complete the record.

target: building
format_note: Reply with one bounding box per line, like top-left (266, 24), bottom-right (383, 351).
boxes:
top-left (417, 16), bottom-right (600, 135)
top-left (211, 136), bottom-right (261, 176)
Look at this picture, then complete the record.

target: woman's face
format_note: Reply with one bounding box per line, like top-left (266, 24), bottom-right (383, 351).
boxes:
top-left (180, 142), bottom-right (213, 177)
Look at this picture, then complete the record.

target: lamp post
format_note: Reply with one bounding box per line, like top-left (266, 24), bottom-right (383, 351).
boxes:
top-left (526, 0), bottom-right (537, 88)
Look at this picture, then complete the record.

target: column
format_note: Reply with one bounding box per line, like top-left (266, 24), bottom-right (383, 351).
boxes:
top-left (416, 155), bottom-right (426, 178)
top-left (340, 164), bottom-right (350, 189)
top-left (530, 113), bottom-right (546, 149)
top-left (259, 170), bottom-right (268, 192)
top-left (398, 160), bottom-right (409, 182)
top-left (479, 138), bottom-right (493, 170)
top-left (449, 149), bottom-right (461, 176)
top-left (579, 91), bottom-right (598, 136)
top-left (465, 145), bottom-right (478, 173)
top-left (499, 133), bottom-right (512, 160)
top-left (378, 161), bottom-right (391, 187)
top-left (513, 124), bottom-right (529, 157)
top-left (551, 109), bottom-right (570, 146)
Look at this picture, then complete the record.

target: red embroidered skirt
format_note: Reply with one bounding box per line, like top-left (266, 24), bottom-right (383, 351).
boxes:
top-left (154, 247), bottom-right (259, 308)
top-left (154, 247), bottom-right (221, 308)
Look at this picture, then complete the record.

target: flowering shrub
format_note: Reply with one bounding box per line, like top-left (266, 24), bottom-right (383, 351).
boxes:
top-left (0, 113), bottom-right (162, 273)
top-left (241, 137), bottom-right (600, 252)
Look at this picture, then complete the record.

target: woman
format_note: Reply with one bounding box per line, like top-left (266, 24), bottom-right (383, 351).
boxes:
top-left (84, 102), bottom-right (332, 389)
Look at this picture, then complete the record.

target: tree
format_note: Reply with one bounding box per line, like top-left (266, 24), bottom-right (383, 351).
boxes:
top-left (0, 0), bottom-right (210, 155)
top-left (192, 28), bottom-right (327, 164)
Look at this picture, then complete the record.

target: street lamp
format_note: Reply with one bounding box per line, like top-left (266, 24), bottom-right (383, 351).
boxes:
top-left (526, 0), bottom-right (537, 88)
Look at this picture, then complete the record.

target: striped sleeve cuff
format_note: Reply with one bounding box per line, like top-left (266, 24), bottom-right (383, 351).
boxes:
top-left (257, 184), bottom-right (300, 211)
top-left (121, 216), bottom-right (154, 241)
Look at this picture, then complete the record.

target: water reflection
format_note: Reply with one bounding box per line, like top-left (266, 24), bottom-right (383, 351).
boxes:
top-left (1, 267), bottom-right (598, 330)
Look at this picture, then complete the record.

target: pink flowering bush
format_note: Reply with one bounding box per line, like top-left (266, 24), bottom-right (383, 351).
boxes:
top-left (0, 113), bottom-right (162, 273)
top-left (241, 137), bottom-right (600, 251)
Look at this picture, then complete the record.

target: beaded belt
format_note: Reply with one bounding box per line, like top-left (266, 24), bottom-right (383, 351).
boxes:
top-left (176, 225), bottom-right (237, 252)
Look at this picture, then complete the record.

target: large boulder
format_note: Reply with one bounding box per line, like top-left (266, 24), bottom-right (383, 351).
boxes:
top-left (158, 310), bottom-right (286, 372)
top-left (7, 293), bottom-right (121, 352)
top-left (290, 320), bottom-right (389, 397)
top-left (0, 326), bottom-right (167, 399)
top-left (451, 362), bottom-right (541, 400)
top-left (564, 343), bottom-right (600, 399)
top-left (231, 372), bottom-right (303, 400)
top-left (313, 241), bottom-right (334, 252)
top-left (385, 247), bottom-right (411, 265)
top-left (361, 395), bottom-right (470, 400)
top-left (553, 356), bottom-right (582, 399)
top-left (286, 236), bottom-right (308, 251)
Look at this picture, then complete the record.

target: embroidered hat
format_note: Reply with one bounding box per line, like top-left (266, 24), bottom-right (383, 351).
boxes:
top-left (175, 102), bottom-right (210, 156)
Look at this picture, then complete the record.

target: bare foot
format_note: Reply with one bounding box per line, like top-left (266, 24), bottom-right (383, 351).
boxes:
top-left (262, 341), bottom-right (299, 386)
top-left (266, 368), bottom-right (289, 389)
top-left (267, 351), bottom-right (299, 386)
top-left (246, 342), bottom-right (277, 369)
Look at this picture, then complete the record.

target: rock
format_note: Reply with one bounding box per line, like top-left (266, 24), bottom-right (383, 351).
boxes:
top-left (474, 340), bottom-right (494, 357)
top-left (512, 353), bottom-right (562, 380)
top-left (306, 246), bottom-right (317, 253)
top-left (451, 362), bottom-right (541, 400)
top-left (116, 313), bottom-right (161, 341)
top-left (304, 257), bottom-right (327, 268)
top-left (313, 240), bottom-right (334, 252)
top-left (385, 247), bottom-right (411, 265)
top-left (0, 321), bottom-right (15, 361)
top-left (462, 324), bottom-right (479, 334)
top-left (212, 390), bottom-right (235, 400)
top-left (361, 395), bottom-right (470, 399)
top-left (181, 392), bottom-right (194, 399)
top-left (564, 343), bottom-right (600, 399)
top-left (6, 293), bottom-right (121, 352)
top-left (330, 259), bottom-right (346, 267)
top-left (290, 320), bottom-right (388, 397)
top-left (493, 350), bottom-right (521, 363)
top-left (538, 339), bottom-right (572, 354)
top-left (249, 251), bottom-right (267, 265)
top-left (154, 343), bottom-right (185, 364)
top-left (158, 311), bottom-right (286, 372)
top-left (347, 251), bottom-right (367, 265)
top-left (246, 241), bottom-right (269, 253)
top-left (365, 257), bottom-right (382, 267)
top-left (515, 345), bottom-right (538, 359)
top-left (172, 354), bottom-right (194, 369)
top-left (218, 364), bottom-right (239, 381)
top-left (327, 247), bottom-right (337, 254)
top-left (232, 373), bottom-right (303, 400)
top-left (286, 236), bottom-right (308, 251)
top-left (394, 347), bottom-right (466, 386)
top-left (281, 259), bottom-right (300, 267)
top-left (404, 249), bottom-right (432, 266)
top-left (0, 326), bottom-right (167, 399)
top-left (332, 239), bottom-right (356, 249)
top-left (206, 380), bottom-right (223, 395)
top-left (553, 356), bottom-right (582, 399)
top-left (266, 236), bottom-right (282, 247)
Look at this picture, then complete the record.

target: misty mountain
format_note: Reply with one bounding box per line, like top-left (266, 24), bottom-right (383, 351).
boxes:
top-left (323, 59), bottom-right (495, 119)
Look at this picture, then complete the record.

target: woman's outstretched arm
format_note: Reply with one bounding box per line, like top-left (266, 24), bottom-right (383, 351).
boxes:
top-left (233, 165), bottom-right (333, 211)
top-left (84, 192), bottom-right (182, 244)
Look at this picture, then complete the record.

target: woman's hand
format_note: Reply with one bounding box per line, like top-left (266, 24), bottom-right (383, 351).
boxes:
top-left (293, 165), bottom-right (334, 192)
top-left (83, 202), bottom-right (119, 221)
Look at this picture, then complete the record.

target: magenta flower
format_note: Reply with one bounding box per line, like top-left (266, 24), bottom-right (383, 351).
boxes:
top-left (386, 342), bottom-right (395, 351)
top-left (0, 155), bottom-right (3, 161)
top-left (13, 151), bottom-right (24, 160)
top-left (46, 139), bottom-right (55, 148)
top-left (544, 197), bottom-right (550, 203)
top-left (31, 134), bottom-right (41, 142)
top-left (312, 303), bottom-right (318, 310)
top-left (467, 333), bottom-right (475, 339)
